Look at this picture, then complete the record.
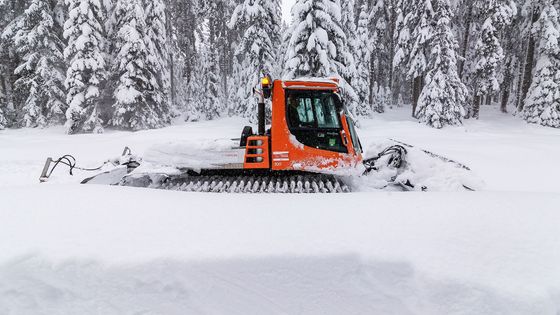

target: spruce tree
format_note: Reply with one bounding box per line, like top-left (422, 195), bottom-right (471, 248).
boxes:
top-left (145, 0), bottom-right (172, 123)
top-left (188, 0), bottom-right (234, 120)
top-left (228, 0), bottom-right (282, 121)
top-left (3, 0), bottom-right (66, 128)
top-left (340, 0), bottom-right (359, 113)
top-left (64, 0), bottom-right (106, 134)
top-left (416, 0), bottom-right (467, 128)
top-left (369, 0), bottom-right (391, 90)
top-left (354, 2), bottom-right (372, 117)
top-left (393, 0), bottom-right (434, 117)
top-left (187, 40), bottom-right (223, 121)
top-left (523, 1), bottom-right (560, 128)
top-left (111, 0), bottom-right (153, 130)
top-left (108, 0), bottom-right (172, 130)
top-left (205, 47), bottom-right (223, 120)
top-left (0, 0), bottom-right (29, 126)
top-left (471, 0), bottom-right (516, 118)
top-left (517, 0), bottom-right (544, 112)
top-left (283, 0), bottom-right (350, 82)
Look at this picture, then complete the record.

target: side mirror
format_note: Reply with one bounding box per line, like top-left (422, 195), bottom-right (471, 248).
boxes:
top-left (334, 92), bottom-right (344, 104)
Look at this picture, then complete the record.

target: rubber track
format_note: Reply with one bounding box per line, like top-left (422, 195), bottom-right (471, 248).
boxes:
top-left (123, 174), bottom-right (351, 193)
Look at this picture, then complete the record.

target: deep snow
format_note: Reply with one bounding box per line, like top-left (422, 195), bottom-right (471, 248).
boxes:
top-left (1, 106), bottom-right (560, 314)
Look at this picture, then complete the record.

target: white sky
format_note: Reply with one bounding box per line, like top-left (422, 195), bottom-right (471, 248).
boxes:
top-left (282, 0), bottom-right (296, 23)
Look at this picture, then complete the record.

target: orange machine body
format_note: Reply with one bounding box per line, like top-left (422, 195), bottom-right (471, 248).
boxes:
top-left (244, 79), bottom-right (363, 174)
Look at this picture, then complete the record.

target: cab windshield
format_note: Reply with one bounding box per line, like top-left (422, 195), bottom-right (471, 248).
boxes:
top-left (286, 90), bottom-right (347, 153)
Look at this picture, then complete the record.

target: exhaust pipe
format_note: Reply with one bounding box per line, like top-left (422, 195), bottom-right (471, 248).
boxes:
top-left (256, 75), bottom-right (272, 136)
top-left (258, 99), bottom-right (265, 136)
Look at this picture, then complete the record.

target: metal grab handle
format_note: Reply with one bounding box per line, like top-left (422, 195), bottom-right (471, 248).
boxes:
top-left (341, 130), bottom-right (348, 146)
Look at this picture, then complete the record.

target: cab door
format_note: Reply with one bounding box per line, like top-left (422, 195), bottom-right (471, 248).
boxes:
top-left (270, 86), bottom-right (362, 172)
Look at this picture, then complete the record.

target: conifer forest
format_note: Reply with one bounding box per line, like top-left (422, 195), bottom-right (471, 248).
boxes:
top-left (0, 0), bottom-right (559, 133)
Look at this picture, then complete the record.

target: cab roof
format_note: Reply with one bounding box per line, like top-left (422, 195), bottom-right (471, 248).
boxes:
top-left (281, 77), bottom-right (339, 91)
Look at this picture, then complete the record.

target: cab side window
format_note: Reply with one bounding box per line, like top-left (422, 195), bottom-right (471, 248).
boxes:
top-left (295, 98), bottom-right (315, 126)
top-left (315, 97), bottom-right (340, 129)
top-left (288, 94), bottom-right (340, 129)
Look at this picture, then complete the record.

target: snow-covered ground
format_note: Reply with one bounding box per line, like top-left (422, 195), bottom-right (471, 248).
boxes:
top-left (1, 106), bottom-right (560, 314)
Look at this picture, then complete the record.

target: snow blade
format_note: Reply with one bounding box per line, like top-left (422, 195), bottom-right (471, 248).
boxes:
top-left (81, 167), bottom-right (130, 185)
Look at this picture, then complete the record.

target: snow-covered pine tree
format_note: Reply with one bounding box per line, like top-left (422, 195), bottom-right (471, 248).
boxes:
top-left (471, 0), bottom-right (516, 118)
top-left (283, 0), bottom-right (355, 99)
top-left (2, 0), bottom-right (66, 128)
top-left (517, 0), bottom-right (544, 112)
top-left (354, 2), bottom-right (373, 117)
top-left (0, 0), bottom-right (29, 127)
top-left (201, 46), bottom-right (223, 120)
top-left (393, 0), bottom-right (434, 117)
top-left (187, 28), bottom-right (223, 122)
top-left (164, 0), bottom-right (198, 86)
top-left (144, 0), bottom-right (172, 123)
top-left (111, 0), bottom-right (150, 129)
top-left (416, 0), bottom-right (467, 128)
top-left (277, 21), bottom-right (290, 78)
top-left (499, 9), bottom-right (523, 113)
top-left (393, 0), bottom-right (411, 74)
top-left (64, 0), bottom-right (106, 134)
top-left (523, 1), bottom-right (560, 128)
top-left (188, 0), bottom-right (235, 120)
top-left (183, 55), bottom-right (204, 122)
top-left (110, 0), bottom-right (171, 130)
top-left (340, 0), bottom-right (360, 114)
top-left (369, 0), bottom-right (391, 89)
top-left (392, 0), bottom-right (412, 107)
top-left (228, 0), bottom-right (282, 121)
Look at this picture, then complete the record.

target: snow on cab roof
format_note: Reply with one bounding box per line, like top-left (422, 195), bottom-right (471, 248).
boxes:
top-left (285, 77), bottom-right (340, 85)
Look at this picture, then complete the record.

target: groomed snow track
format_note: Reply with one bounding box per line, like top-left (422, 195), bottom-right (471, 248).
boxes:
top-left (120, 173), bottom-right (352, 193)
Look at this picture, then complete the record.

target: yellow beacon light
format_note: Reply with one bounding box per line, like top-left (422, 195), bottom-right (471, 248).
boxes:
top-left (261, 75), bottom-right (272, 99)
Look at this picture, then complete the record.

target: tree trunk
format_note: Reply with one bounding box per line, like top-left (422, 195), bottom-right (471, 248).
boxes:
top-left (459, 3), bottom-right (473, 79)
top-left (369, 52), bottom-right (376, 108)
top-left (388, 4), bottom-right (397, 95)
top-left (169, 53), bottom-right (176, 105)
top-left (1, 76), bottom-right (13, 111)
top-left (412, 76), bottom-right (423, 118)
top-left (500, 58), bottom-right (515, 113)
top-left (165, 6), bottom-right (176, 107)
top-left (501, 90), bottom-right (509, 113)
top-left (473, 94), bottom-right (482, 119)
top-left (517, 5), bottom-right (540, 112)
